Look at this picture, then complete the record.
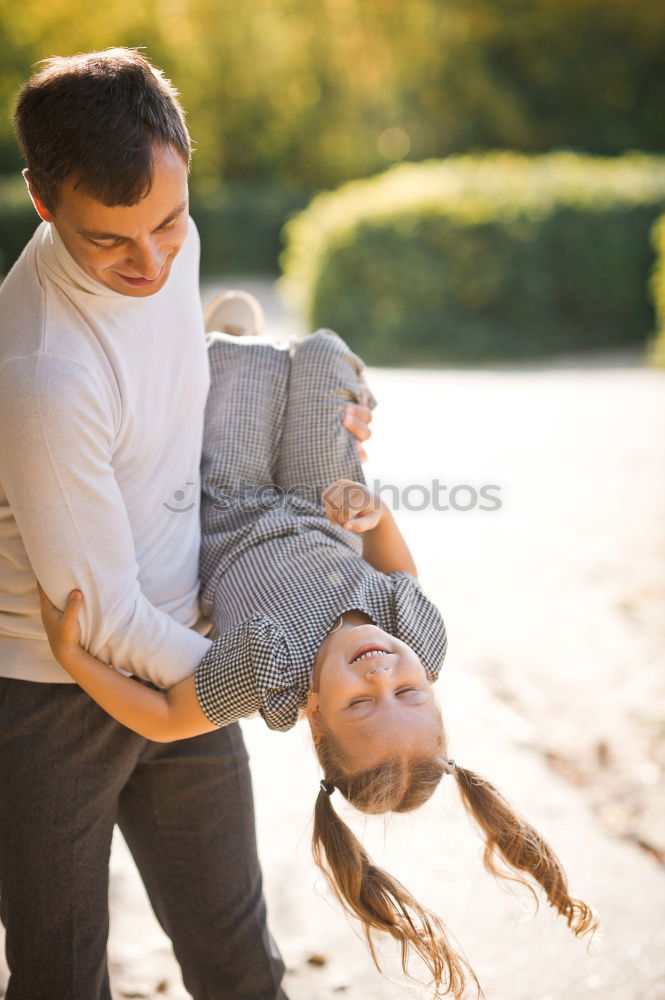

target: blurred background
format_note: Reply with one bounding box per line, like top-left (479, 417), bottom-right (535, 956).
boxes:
top-left (1, 0), bottom-right (665, 363)
top-left (1, 2), bottom-right (665, 998)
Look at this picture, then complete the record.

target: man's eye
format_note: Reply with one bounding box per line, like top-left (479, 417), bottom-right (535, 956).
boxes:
top-left (396, 687), bottom-right (416, 695)
top-left (91, 239), bottom-right (121, 250)
top-left (349, 697), bottom-right (371, 707)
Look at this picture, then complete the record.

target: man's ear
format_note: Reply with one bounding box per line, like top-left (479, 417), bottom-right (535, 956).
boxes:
top-left (23, 169), bottom-right (54, 223)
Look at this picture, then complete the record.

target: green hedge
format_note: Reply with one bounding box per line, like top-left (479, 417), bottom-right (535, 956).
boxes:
top-left (0, 177), bottom-right (40, 276)
top-left (280, 152), bottom-right (665, 364)
top-left (0, 178), bottom-right (310, 278)
top-left (191, 183), bottom-right (311, 275)
top-left (648, 215), bottom-right (665, 368)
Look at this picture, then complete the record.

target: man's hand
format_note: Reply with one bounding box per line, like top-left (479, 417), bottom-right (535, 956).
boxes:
top-left (323, 479), bottom-right (383, 533)
top-left (37, 582), bottom-right (84, 667)
top-left (343, 386), bottom-right (373, 462)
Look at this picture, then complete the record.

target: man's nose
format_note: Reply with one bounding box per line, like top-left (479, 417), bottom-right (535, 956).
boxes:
top-left (129, 238), bottom-right (164, 279)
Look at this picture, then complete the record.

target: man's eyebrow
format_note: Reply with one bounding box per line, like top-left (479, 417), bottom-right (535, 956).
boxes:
top-left (77, 200), bottom-right (188, 241)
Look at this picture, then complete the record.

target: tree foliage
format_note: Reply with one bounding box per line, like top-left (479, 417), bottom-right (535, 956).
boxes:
top-left (0, 0), bottom-right (663, 190)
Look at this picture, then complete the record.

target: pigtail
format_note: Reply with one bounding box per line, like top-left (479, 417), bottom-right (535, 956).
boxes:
top-left (451, 764), bottom-right (599, 939)
top-left (312, 785), bottom-right (482, 1000)
top-left (311, 714), bottom-right (597, 996)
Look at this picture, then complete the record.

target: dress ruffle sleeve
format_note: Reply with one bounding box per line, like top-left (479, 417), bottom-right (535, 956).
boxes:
top-left (194, 615), bottom-right (300, 732)
top-left (386, 571), bottom-right (448, 681)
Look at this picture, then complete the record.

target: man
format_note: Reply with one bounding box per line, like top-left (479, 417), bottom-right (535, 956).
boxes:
top-left (0, 48), bottom-right (372, 999)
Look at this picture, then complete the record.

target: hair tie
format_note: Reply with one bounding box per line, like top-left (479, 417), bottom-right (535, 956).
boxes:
top-left (320, 779), bottom-right (335, 796)
top-left (446, 759), bottom-right (457, 774)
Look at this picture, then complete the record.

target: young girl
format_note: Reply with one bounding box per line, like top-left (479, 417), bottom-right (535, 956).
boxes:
top-left (39, 327), bottom-right (598, 999)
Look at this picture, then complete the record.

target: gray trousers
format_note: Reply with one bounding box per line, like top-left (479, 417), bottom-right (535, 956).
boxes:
top-left (0, 676), bottom-right (287, 999)
top-left (199, 328), bottom-right (377, 617)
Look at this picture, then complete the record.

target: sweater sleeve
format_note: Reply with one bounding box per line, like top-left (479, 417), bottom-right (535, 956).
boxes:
top-left (0, 352), bottom-right (211, 688)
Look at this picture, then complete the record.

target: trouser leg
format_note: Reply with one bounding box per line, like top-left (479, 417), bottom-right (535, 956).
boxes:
top-left (274, 329), bottom-right (377, 500)
top-left (0, 678), bottom-right (143, 1000)
top-left (201, 333), bottom-right (292, 500)
top-left (117, 721), bottom-right (288, 1000)
top-left (199, 335), bottom-right (293, 614)
top-left (198, 329), bottom-right (375, 613)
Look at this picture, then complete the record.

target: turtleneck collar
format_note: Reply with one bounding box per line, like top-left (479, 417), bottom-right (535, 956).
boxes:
top-left (46, 222), bottom-right (129, 299)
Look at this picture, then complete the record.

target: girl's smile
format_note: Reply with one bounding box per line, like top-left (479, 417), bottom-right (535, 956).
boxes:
top-left (348, 644), bottom-right (393, 664)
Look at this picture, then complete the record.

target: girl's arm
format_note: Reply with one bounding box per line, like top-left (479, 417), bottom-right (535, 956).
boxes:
top-left (359, 500), bottom-right (418, 578)
top-left (37, 584), bottom-right (216, 742)
top-left (323, 480), bottom-right (418, 578)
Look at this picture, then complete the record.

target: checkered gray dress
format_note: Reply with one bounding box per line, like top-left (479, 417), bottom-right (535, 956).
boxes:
top-left (195, 329), bottom-right (447, 731)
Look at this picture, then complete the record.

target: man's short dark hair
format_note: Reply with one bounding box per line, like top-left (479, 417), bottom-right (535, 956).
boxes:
top-left (13, 47), bottom-right (192, 211)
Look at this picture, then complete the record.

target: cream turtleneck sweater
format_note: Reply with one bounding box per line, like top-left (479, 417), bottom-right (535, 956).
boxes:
top-left (0, 218), bottom-right (213, 685)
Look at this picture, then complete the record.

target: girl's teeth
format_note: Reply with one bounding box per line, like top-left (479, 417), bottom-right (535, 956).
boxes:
top-left (354, 650), bottom-right (388, 663)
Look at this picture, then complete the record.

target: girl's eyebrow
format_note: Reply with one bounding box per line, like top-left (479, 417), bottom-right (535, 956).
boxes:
top-left (77, 199), bottom-right (188, 241)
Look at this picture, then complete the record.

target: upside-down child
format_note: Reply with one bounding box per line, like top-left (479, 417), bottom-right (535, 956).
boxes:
top-left (39, 327), bottom-right (598, 999)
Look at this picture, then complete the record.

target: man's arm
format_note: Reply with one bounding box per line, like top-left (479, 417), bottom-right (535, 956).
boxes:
top-left (37, 584), bottom-right (215, 741)
top-left (0, 352), bottom-right (210, 688)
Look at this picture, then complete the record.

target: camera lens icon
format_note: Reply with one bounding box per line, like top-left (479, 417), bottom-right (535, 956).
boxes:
top-left (163, 481), bottom-right (197, 513)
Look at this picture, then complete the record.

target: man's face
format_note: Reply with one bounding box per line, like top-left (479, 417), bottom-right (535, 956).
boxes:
top-left (29, 144), bottom-right (190, 298)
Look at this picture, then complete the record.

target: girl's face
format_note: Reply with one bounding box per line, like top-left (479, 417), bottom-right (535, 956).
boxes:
top-left (306, 611), bottom-right (439, 765)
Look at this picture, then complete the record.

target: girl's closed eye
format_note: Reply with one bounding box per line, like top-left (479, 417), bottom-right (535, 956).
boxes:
top-left (348, 686), bottom-right (417, 708)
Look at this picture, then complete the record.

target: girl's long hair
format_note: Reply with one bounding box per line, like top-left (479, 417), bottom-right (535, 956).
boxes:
top-left (312, 728), bottom-right (599, 999)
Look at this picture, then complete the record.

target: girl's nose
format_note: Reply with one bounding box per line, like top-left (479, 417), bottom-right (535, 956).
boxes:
top-left (364, 662), bottom-right (392, 679)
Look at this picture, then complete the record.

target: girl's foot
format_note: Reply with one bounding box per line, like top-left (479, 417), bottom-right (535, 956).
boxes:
top-left (203, 290), bottom-right (265, 337)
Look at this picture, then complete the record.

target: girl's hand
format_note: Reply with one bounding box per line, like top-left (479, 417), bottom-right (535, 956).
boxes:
top-left (36, 582), bottom-right (84, 666)
top-left (323, 479), bottom-right (383, 533)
